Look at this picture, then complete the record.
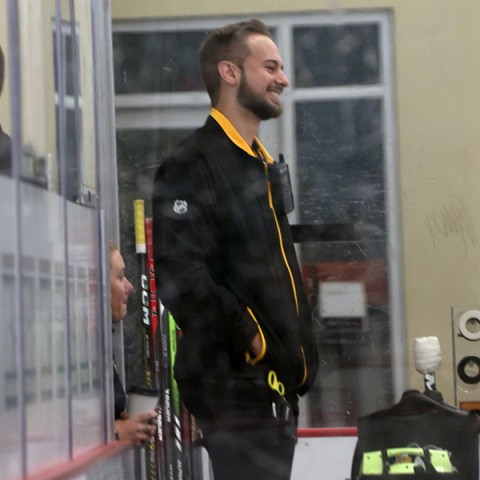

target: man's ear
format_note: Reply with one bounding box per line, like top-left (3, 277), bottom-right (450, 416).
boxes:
top-left (217, 60), bottom-right (240, 86)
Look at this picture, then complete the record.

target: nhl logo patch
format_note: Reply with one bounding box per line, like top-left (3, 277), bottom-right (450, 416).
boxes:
top-left (173, 199), bottom-right (188, 215)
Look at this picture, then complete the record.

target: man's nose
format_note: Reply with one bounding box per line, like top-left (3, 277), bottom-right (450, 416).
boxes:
top-left (277, 69), bottom-right (289, 87)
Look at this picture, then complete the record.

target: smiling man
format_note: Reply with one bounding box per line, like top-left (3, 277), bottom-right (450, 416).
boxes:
top-left (152, 19), bottom-right (318, 480)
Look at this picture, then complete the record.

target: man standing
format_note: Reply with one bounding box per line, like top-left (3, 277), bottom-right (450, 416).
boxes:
top-left (152, 19), bottom-right (318, 480)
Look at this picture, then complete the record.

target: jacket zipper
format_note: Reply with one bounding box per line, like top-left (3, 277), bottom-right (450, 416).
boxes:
top-left (264, 162), bottom-right (310, 389)
top-left (264, 161), bottom-right (299, 315)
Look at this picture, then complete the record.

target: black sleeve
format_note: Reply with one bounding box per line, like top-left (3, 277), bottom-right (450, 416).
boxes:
top-left (151, 154), bottom-right (257, 371)
top-left (113, 365), bottom-right (127, 420)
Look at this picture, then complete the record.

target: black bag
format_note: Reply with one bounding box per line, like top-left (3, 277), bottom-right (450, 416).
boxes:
top-left (351, 390), bottom-right (479, 480)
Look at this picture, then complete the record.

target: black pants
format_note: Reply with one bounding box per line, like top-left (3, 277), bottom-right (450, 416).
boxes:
top-left (200, 412), bottom-right (297, 480)
top-left (179, 362), bottom-right (299, 479)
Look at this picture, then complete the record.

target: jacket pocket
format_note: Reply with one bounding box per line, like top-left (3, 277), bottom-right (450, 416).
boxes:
top-left (244, 306), bottom-right (267, 365)
top-left (213, 363), bottom-right (272, 427)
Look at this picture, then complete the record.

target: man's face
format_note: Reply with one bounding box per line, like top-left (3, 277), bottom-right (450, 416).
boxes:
top-left (110, 249), bottom-right (133, 323)
top-left (237, 34), bottom-right (289, 120)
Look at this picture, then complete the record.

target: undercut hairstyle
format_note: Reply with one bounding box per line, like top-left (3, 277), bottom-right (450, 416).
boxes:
top-left (0, 46), bottom-right (4, 95)
top-left (199, 19), bottom-right (273, 105)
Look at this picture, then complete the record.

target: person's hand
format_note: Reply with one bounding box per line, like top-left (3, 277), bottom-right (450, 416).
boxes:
top-left (250, 332), bottom-right (262, 356)
top-left (114, 409), bottom-right (158, 444)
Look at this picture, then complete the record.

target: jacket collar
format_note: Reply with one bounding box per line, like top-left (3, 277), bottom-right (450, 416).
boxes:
top-left (209, 108), bottom-right (274, 164)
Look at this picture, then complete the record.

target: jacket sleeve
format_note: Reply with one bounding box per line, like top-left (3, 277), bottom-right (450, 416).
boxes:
top-left (151, 154), bottom-right (258, 371)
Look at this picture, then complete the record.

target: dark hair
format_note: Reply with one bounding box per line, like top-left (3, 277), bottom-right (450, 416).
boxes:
top-left (0, 46), bottom-right (4, 95)
top-left (199, 19), bottom-right (272, 104)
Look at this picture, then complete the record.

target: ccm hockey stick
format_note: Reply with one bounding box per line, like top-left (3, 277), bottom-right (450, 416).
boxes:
top-left (133, 199), bottom-right (158, 480)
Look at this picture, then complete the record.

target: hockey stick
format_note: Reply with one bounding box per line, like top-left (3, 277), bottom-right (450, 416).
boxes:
top-left (133, 199), bottom-right (153, 387)
top-left (146, 216), bottom-right (166, 479)
top-left (168, 312), bottom-right (184, 480)
top-left (133, 199), bottom-right (157, 480)
top-left (160, 306), bottom-right (177, 480)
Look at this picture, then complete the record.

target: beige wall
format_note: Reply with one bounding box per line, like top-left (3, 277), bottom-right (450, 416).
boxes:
top-left (111, 0), bottom-right (480, 403)
top-left (19, 1), bottom-right (55, 177)
top-left (393, 2), bottom-right (480, 400)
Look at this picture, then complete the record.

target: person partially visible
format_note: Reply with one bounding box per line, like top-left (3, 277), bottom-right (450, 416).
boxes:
top-left (109, 241), bottom-right (158, 443)
top-left (0, 45), bottom-right (12, 175)
top-left (152, 19), bottom-right (319, 480)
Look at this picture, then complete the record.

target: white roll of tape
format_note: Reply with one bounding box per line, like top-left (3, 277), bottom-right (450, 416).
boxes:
top-left (458, 310), bottom-right (480, 341)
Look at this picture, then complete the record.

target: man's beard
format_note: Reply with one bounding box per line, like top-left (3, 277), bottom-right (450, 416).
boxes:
top-left (237, 73), bottom-right (283, 120)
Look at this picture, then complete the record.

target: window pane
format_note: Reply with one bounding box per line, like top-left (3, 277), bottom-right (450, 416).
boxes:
top-left (296, 98), bottom-right (385, 236)
top-left (55, 107), bottom-right (80, 201)
top-left (53, 27), bottom-right (79, 97)
top-left (68, 204), bottom-right (103, 450)
top-left (113, 31), bottom-right (206, 94)
top-left (294, 24), bottom-right (380, 87)
top-left (21, 184), bottom-right (70, 469)
top-left (295, 98), bottom-right (393, 427)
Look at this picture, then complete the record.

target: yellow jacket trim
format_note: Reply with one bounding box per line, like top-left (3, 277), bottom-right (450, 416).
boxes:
top-left (244, 306), bottom-right (266, 365)
top-left (264, 163), bottom-right (299, 315)
top-left (299, 347), bottom-right (308, 387)
top-left (210, 108), bottom-right (274, 164)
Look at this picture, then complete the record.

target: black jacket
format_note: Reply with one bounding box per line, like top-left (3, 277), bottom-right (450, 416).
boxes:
top-left (152, 113), bottom-right (318, 419)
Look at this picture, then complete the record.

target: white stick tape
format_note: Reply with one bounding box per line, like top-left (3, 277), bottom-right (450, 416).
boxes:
top-left (414, 336), bottom-right (441, 374)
